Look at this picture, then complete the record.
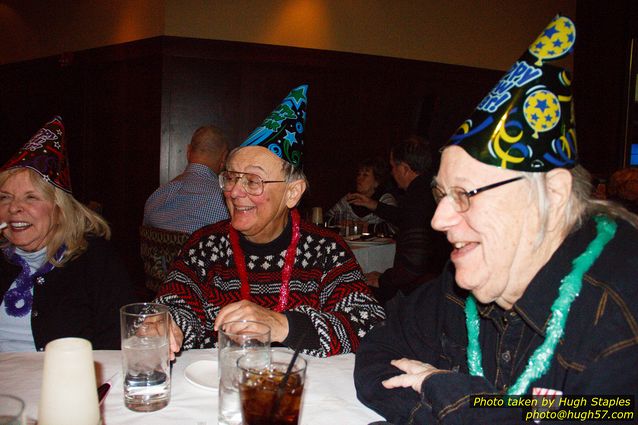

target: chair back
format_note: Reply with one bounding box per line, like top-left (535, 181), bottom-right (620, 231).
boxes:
top-left (139, 225), bottom-right (190, 293)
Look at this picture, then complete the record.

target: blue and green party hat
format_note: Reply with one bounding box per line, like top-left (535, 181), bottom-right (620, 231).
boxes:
top-left (240, 85), bottom-right (308, 168)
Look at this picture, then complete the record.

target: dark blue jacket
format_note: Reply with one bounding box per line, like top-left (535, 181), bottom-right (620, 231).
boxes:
top-left (355, 217), bottom-right (638, 424)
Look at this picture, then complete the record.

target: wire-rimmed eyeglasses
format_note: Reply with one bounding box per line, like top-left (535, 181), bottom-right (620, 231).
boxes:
top-left (431, 176), bottom-right (524, 212)
top-left (219, 170), bottom-right (286, 196)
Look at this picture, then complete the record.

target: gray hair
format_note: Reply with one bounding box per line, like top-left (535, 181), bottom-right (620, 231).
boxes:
top-left (522, 165), bottom-right (638, 246)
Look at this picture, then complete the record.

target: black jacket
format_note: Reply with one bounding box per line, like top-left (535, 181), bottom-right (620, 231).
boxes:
top-left (374, 174), bottom-right (448, 304)
top-left (354, 217), bottom-right (638, 424)
top-left (0, 238), bottom-right (136, 351)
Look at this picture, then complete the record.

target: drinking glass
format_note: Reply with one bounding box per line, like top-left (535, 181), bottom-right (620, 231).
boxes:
top-left (120, 303), bottom-right (171, 412)
top-left (310, 207), bottom-right (323, 226)
top-left (238, 349), bottom-right (307, 425)
top-left (0, 395), bottom-right (24, 425)
top-left (38, 338), bottom-right (100, 425)
top-left (218, 321), bottom-right (271, 425)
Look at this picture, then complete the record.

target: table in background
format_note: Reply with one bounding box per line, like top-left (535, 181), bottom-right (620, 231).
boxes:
top-left (0, 348), bottom-right (383, 425)
top-left (348, 240), bottom-right (396, 273)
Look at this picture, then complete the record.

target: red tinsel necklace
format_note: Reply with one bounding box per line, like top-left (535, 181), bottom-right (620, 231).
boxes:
top-left (229, 209), bottom-right (300, 313)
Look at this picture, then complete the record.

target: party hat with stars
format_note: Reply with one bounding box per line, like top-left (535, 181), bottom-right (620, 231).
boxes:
top-left (1, 116), bottom-right (72, 193)
top-left (447, 15), bottom-right (577, 172)
top-left (240, 84), bottom-right (308, 168)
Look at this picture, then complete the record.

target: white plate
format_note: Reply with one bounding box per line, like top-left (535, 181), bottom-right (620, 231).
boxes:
top-left (184, 360), bottom-right (218, 391)
top-left (346, 238), bottom-right (393, 246)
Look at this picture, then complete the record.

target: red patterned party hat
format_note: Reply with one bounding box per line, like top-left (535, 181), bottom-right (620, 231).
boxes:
top-left (1, 116), bottom-right (72, 193)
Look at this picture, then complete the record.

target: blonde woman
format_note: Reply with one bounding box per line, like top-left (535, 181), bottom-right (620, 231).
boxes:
top-left (0, 118), bottom-right (135, 351)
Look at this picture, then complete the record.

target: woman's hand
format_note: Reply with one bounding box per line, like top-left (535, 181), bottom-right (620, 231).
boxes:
top-left (346, 193), bottom-right (378, 210)
top-left (382, 358), bottom-right (442, 393)
top-left (214, 300), bottom-right (289, 342)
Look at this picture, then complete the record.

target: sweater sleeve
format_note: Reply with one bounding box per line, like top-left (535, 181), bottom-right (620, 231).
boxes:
top-left (154, 229), bottom-right (218, 349)
top-left (288, 238), bottom-right (386, 357)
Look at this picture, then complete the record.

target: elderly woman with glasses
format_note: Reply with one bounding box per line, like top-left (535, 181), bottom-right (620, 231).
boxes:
top-left (355, 18), bottom-right (638, 424)
top-left (155, 86), bottom-right (384, 358)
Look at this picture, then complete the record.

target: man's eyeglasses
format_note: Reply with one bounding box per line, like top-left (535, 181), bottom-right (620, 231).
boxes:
top-left (431, 176), bottom-right (524, 213)
top-left (219, 170), bottom-right (286, 196)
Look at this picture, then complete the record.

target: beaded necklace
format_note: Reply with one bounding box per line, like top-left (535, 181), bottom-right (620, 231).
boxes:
top-left (465, 216), bottom-right (617, 395)
top-left (229, 209), bottom-right (300, 313)
top-left (3, 245), bottom-right (65, 317)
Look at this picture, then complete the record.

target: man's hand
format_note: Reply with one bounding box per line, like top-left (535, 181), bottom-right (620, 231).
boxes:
top-left (168, 316), bottom-right (184, 361)
top-left (214, 300), bottom-right (289, 342)
top-left (382, 358), bottom-right (442, 393)
top-left (365, 271), bottom-right (382, 288)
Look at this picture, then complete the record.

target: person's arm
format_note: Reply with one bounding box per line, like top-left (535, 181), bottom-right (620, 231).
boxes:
top-left (287, 238), bottom-right (386, 357)
top-left (356, 275), bottom-right (518, 424)
top-left (154, 231), bottom-right (215, 350)
top-left (374, 195), bottom-right (439, 303)
top-left (374, 201), bottom-right (401, 225)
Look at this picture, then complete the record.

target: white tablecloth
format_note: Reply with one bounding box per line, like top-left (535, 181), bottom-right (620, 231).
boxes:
top-left (0, 349), bottom-right (383, 425)
top-left (349, 241), bottom-right (396, 273)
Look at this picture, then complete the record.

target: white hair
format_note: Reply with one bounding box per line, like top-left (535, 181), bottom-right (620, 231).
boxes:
top-left (522, 165), bottom-right (638, 246)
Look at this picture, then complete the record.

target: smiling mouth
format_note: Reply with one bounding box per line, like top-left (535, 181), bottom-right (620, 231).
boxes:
top-left (10, 222), bottom-right (31, 230)
top-left (233, 206), bottom-right (255, 212)
top-left (451, 241), bottom-right (479, 257)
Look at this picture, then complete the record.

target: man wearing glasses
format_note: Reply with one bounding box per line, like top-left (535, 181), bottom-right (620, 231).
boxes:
top-left (355, 16), bottom-right (638, 424)
top-left (155, 86), bottom-right (385, 358)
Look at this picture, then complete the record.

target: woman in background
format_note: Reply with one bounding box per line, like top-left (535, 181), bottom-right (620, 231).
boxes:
top-left (326, 157), bottom-right (397, 235)
top-left (0, 117), bottom-right (136, 351)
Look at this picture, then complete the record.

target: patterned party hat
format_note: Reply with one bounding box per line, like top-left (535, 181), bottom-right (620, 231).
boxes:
top-left (448, 15), bottom-right (577, 172)
top-left (240, 84), bottom-right (308, 168)
top-left (1, 116), bottom-right (72, 192)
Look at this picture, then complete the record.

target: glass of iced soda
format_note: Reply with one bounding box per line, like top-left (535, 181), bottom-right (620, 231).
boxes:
top-left (238, 349), bottom-right (307, 425)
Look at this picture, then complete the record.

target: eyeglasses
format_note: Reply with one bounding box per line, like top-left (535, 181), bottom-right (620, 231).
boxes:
top-left (219, 170), bottom-right (286, 196)
top-left (431, 176), bottom-right (524, 213)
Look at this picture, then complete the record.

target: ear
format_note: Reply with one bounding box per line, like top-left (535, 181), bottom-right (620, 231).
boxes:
top-left (285, 179), bottom-right (307, 208)
top-left (186, 144), bottom-right (193, 161)
top-left (545, 168), bottom-right (572, 227)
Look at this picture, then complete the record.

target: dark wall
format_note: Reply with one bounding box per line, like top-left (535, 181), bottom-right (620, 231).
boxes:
top-left (575, 0), bottom-right (638, 176)
top-left (1, 13), bottom-right (632, 286)
top-left (0, 39), bottom-right (163, 288)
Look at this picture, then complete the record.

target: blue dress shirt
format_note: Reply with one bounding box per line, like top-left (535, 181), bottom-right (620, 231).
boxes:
top-left (143, 163), bottom-right (229, 233)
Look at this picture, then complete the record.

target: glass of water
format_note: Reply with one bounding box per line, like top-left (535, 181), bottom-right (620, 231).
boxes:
top-left (218, 320), bottom-right (271, 425)
top-left (0, 394), bottom-right (24, 425)
top-left (120, 303), bottom-right (171, 412)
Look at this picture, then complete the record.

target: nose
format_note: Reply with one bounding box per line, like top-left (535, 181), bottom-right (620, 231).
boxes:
top-left (7, 198), bottom-right (23, 214)
top-left (431, 196), bottom-right (462, 232)
top-left (229, 177), bottom-right (247, 198)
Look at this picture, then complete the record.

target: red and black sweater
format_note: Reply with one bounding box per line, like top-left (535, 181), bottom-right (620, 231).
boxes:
top-left (156, 213), bottom-right (385, 357)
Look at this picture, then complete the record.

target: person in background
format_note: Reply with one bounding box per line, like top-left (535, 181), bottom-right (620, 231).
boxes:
top-left (326, 156), bottom-right (397, 234)
top-left (606, 167), bottom-right (638, 214)
top-left (155, 86), bottom-right (385, 358)
top-left (144, 125), bottom-right (230, 234)
top-left (0, 117), bottom-right (136, 351)
top-left (355, 16), bottom-right (638, 424)
top-left (349, 136), bottom-right (447, 305)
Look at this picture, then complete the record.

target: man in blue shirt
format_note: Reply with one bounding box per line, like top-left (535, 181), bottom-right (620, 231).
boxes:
top-left (144, 125), bottom-right (230, 233)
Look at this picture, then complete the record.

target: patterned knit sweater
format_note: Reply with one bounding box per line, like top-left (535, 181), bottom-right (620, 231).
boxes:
top-left (155, 214), bottom-right (386, 357)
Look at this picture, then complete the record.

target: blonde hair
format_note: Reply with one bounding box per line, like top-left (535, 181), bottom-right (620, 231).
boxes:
top-left (0, 168), bottom-right (111, 266)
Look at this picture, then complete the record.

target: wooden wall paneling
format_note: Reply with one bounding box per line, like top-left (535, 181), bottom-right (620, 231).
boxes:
top-left (80, 52), bottom-right (162, 287)
top-left (160, 55), bottom-right (243, 184)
